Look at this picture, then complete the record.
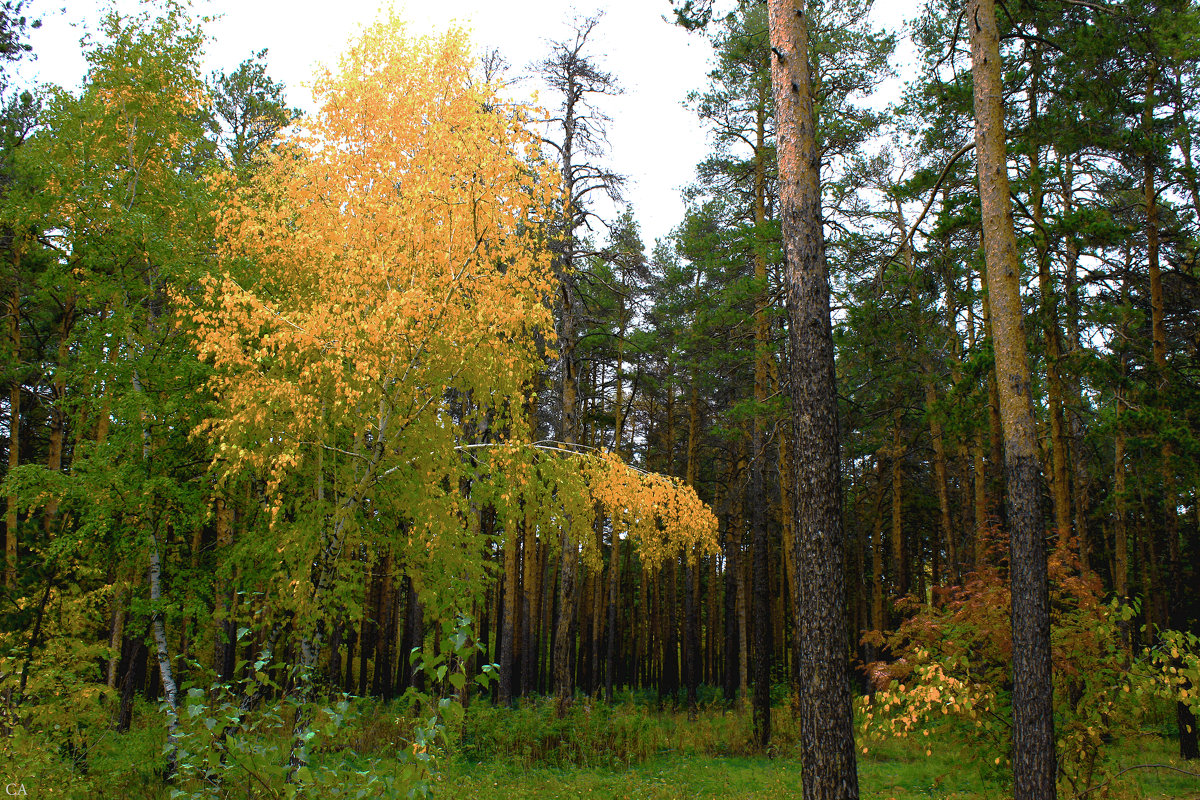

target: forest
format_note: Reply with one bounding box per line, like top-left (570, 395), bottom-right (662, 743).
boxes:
top-left (0, 0), bottom-right (1198, 797)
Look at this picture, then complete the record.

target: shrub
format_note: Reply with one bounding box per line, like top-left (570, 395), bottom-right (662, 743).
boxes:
top-left (859, 530), bottom-right (1140, 795)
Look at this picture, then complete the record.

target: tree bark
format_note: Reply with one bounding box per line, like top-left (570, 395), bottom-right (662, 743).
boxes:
top-left (5, 269), bottom-right (20, 590)
top-left (498, 506), bottom-right (520, 705)
top-left (43, 295), bottom-right (75, 536)
top-left (969, 2), bottom-right (1057, 796)
top-left (1028, 50), bottom-right (1071, 544)
top-left (766, 1), bottom-right (859, 795)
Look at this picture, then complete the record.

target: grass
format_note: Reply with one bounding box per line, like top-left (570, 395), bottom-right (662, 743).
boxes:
top-left (442, 700), bottom-right (1200, 800)
top-left (6, 694), bottom-right (1198, 798)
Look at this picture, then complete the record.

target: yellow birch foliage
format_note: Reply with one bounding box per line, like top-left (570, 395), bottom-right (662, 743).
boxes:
top-left (477, 445), bottom-right (718, 571)
top-left (586, 451), bottom-right (718, 568)
top-left (183, 14), bottom-right (716, 609)
top-left (184, 17), bottom-right (556, 597)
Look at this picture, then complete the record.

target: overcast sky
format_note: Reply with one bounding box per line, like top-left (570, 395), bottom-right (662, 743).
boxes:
top-left (20, 0), bottom-right (916, 247)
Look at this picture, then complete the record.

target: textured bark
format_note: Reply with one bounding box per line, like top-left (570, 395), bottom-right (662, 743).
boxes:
top-left (106, 583), bottom-right (127, 689)
top-left (1114, 254), bottom-right (1132, 604)
top-left (148, 528), bottom-right (180, 779)
top-left (889, 414), bottom-right (907, 600)
top-left (723, 525), bottom-right (740, 707)
top-left (689, 559), bottom-right (701, 708)
top-left (664, 558), bottom-right (679, 701)
top-left (968, 277), bottom-right (990, 567)
top-left (766, 1), bottom-right (859, 795)
top-left (551, 474), bottom-right (580, 711)
top-left (982, 290), bottom-right (1005, 520)
top-left (498, 507), bottom-right (520, 705)
top-left (523, 510), bottom-right (542, 699)
top-left (43, 296), bottom-right (75, 536)
top-left (1142, 66), bottom-right (1194, 762)
top-left (1060, 158), bottom-right (1091, 569)
top-left (750, 87), bottom-right (773, 748)
top-left (925, 381), bottom-right (957, 582)
top-left (736, 548), bottom-right (750, 706)
top-left (605, 288), bottom-right (631, 703)
top-left (591, 548), bottom-right (605, 696)
top-left (751, 437), bottom-right (771, 746)
top-left (130, 357), bottom-right (181, 778)
top-left (5, 274), bottom-right (19, 590)
top-left (869, 461), bottom-right (887, 637)
top-left (894, 194), bottom-right (958, 582)
top-left (969, 2), bottom-right (1057, 796)
top-left (1029, 57), bottom-right (1071, 543)
top-left (372, 550), bottom-right (396, 700)
top-left (358, 557), bottom-right (379, 696)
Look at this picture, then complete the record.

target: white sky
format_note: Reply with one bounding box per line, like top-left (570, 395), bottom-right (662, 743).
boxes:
top-left (21, 0), bottom-right (916, 248)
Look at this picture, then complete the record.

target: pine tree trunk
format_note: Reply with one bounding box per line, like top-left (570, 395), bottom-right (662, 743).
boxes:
top-left (43, 296), bottom-right (74, 537)
top-left (5, 275), bottom-right (19, 591)
top-left (723, 524), bottom-right (740, 708)
top-left (1060, 157), bottom-right (1091, 569)
top-left (499, 506), bottom-right (520, 705)
top-left (970, 1), bottom-right (1056, 794)
top-left (1028, 50), bottom-right (1072, 547)
top-left (766, 3), bottom-right (860, 794)
top-left (890, 414), bottom-right (907, 600)
top-left (524, 510), bottom-right (541, 699)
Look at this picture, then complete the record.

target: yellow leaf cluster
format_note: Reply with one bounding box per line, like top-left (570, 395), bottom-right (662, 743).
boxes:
top-left (187, 15), bottom-right (557, 502)
top-left (584, 451), bottom-right (719, 569)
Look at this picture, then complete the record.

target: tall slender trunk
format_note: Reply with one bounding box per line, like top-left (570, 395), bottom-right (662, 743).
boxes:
top-left (1114, 249), bottom-right (1132, 607)
top-left (982, 290), bottom-right (1005, 521)
top-left (890, 413), bottom-right (907, 601)
top-left (589, 545), bottom-right (605, 696)
top-left (723, 524), bottom-right (740, 708)
top-left (970, 2), bottom-right (1056, 795)
top-left (894, 195), bottom-right (958, 582)
top-left (605, 288), bottom-right (630, 703)
top-left (751, 89), bottom-right (773, 747)
top-left (552, 72), bottom-right (583, 712)
top-left (1029, 51), bottom-right (1071, 542)
top-left (869, 459), bottom-right (887, 640)
top-left (44, 296), bottom-right (75, 536)
top-left (1060, 157), bottom-right (1090, 569)
top-left (766, 1), bottom-right (859, 794)
top-left (968, 275), bottom-right (990, 566)
top-left (133, 361), bottom-right (181, 781)
top-left (684, 366), bottom-right (702, 714)
top-left (5, 271), bottom-right (20, 591)
top-left (1142, 64), bottom-right (1194, 761)
top-left (523, 506), bottom-right (541, 698)
top-left (498, 506), bottom-right (520, 705)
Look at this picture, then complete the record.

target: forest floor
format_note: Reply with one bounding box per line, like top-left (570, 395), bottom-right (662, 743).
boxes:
top-left (15, 694), bottom-right (1200, 798)
top-left (441, 742), bottom-right (1199, 800)
top-left (440, 701), bottom-right (1200, 800)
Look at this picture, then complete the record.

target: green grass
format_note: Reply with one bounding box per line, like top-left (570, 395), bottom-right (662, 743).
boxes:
top-left (7, 695), bottom-right (1199, 799)
top-left (442, 702), bottom-right (1200, 800)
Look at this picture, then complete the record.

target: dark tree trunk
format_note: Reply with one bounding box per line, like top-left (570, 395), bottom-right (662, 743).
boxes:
top-left (498, 506), bottom-right (519, 706)
top-left (751, 423), bottom-right (772, 749)
top-left (766, 0), bottom-right (859, 796)
top-left (684, 558), bottom-right (700, 715)
top-left (723, 528), bottom-right (740, 709)
top-left (969, 1), bottom-right (1057, 796)
top-left (663, 558), bottom-right (679, 703)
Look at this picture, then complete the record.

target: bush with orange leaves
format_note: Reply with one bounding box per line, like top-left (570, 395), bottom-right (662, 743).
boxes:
top-left (859, 526), bottom-right (1139, 795)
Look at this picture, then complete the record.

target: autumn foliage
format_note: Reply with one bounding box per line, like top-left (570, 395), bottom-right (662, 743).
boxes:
top-left (191, 19), bottom-right (554, 494)
top-left (859, 529), bottom-right (1139, 792)
top-left (182, 15), bottom-right (716, 619)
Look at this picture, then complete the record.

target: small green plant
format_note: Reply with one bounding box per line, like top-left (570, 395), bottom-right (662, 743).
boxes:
top-left (168, 611), bottom-right (493, 799)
